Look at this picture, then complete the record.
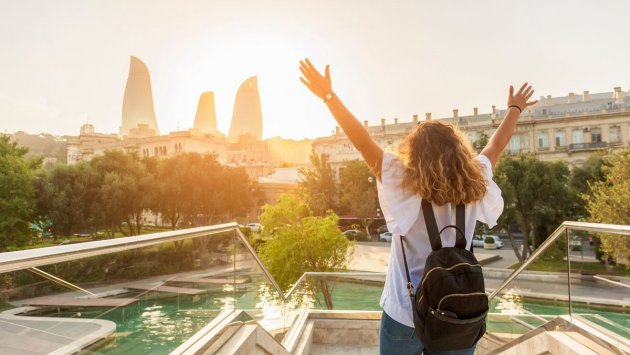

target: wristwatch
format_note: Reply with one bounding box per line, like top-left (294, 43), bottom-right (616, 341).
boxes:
top-left (323, 92), bottom-right (336, 103)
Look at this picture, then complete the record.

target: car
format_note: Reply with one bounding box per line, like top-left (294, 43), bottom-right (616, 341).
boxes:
top-left (472, 235), bottom-right (485, 248)
top-left (343, 229), bottom-right (360, 238)
top-left (379, 232), bottom-right (392, 242)
top-left (377, 225), bottom-right (389, 234)
top-left (482, 235), bottom-right (504, 249)
top-left (246, 223), bottom-right (262, 233)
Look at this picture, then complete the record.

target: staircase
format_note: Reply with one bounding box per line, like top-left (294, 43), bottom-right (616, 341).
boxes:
top-left (170, 310), bottom-right (629, 354)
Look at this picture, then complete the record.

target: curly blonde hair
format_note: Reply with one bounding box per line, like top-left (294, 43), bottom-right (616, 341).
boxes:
top-left (397, 120), bottom-right (486, 205)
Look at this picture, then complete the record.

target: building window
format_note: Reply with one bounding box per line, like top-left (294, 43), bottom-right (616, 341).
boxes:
top-left (521, 133), bottom-right (530, 151)
top-left (591, 128), bottom-right (602, 143)
top-left (609, 126), bottom-right (620, 143)
top-left (508, 135), bottom-right (520, 152)
top-left (537, 131), bottom-right (549, 148)
top-left (572, 129), bottom-right (583, 144)
top-left (542, 109), bottom-right (547, 115)
top-left (555, 131), bottom-right (566, 146)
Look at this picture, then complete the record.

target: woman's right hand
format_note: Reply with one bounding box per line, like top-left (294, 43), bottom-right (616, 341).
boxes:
top-left (508, 83), bottom-right (538, 113)
top-left (299, 58), bottom-right (333, 101)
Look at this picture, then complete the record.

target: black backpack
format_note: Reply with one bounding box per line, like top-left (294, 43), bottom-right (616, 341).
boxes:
top-left (400, 200), bottom-right (488, 351)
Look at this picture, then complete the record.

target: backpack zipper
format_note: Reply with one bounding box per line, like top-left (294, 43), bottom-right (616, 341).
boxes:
top-left (420, 263), bottom-right (481, 289)
top-left (437, 292), bottom-right (487, 310)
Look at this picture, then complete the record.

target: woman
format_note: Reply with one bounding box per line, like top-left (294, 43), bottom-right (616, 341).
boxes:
top-left (299, 58), bottom-right (537, 354)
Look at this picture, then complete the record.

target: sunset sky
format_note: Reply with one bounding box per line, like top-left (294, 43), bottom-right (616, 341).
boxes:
top-left (1, 0), bottom-right (630, 139)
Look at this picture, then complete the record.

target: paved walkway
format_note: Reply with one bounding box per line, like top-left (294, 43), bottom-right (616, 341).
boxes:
top-left (349, 242), bottom-right (509, 272)
top-left (348, 242), bottom-right (630, 308)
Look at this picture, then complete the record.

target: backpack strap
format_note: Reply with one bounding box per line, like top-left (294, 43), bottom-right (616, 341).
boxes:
top-left (399, 236), bottom-right (414, 298)
top-left (422, 200), bottom-right (467, 250)
top-left (421, 200), bottom-right (442, 251)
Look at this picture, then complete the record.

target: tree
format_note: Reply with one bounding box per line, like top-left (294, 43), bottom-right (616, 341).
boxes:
top-left (0, 136), bottom-right (40, 251)
top-left (584, 149), bottom-right (630, 267)
top-left (494, 154), bottom-right (571, 260)
top-left (34, 162), bottom-right (102, 237)
top-left (472, 133), bottom-right (489, 153)
top-left (339, 160), bottom-right (378, 239)
top-left (259, 194), bottom-right (353, 309)
top-left (568, 151), bottom-right (608, 219)
top-left (90, 151), bottom-right (155, 236)
top-left (299, 153), bottom-right (338, 216)
top-left (154, 154), bottom-right (200, 230)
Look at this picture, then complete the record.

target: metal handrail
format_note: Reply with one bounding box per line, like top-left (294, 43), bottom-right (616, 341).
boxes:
top-left (488, 221), bottom-right (630, 301)
top-left (284, 272), bottom-right (385, 301)
top-left (0, 223), bottom-right (286, 302)
top-left (0, 223), bottom-right (237, 273)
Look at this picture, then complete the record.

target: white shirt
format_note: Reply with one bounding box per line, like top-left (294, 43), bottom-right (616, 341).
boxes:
top-left (377, 152), bottom-right (504, 327)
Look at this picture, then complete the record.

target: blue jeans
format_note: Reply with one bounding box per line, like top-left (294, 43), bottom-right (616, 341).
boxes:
top-left (379, 311), bottom-right (476, 355)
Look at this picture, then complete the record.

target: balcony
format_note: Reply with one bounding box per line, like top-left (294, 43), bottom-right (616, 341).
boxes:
top-left (569, 142), bottom-right (608, 151)
top-left (0, 222), bottom-right (628, 354)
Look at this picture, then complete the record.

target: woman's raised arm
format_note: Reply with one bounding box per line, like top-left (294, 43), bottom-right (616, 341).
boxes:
top-left (481, 83), bottom-right (538, 168)
top-left (300, 58), bottom-right (384, 180)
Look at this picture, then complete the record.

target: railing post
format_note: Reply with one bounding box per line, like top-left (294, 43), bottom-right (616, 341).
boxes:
top-left (566, 228), bottom-right (573, 319)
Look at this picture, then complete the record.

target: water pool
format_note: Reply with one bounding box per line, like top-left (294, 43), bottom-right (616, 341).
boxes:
top-left (25, 280), bottom-right (629, 354)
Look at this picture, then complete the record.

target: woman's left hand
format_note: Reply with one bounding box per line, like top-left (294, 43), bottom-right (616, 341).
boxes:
top-left (299, 58), bottom-right (332, 101)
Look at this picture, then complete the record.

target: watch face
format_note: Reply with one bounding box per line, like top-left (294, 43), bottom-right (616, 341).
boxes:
top-left (326, 93), bottom-right (333, 100)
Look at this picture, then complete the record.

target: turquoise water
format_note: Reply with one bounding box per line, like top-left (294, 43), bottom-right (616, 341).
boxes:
top-left (30, 280), bottom-right (629, 354)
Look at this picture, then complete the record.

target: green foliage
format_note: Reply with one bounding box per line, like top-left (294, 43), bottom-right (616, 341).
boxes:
top-left (472, 132), bottom-right (489, 153)
top-left (484, 236), bottom-right (495, 244)
top-left (90, 151), bottom-right (155, 236)
top-left (34, 162), bottom-right (102, 237)
top-left (584, 149), bottom-right (630, 267)
top-left (0, 136), bottom-right (40, 251)
top-left (494, 154), bottom-right (571, 258)
top-left (299, 153), bottom-right (338, 216)
top-left (568, 151), bottom-right (608, 218)
top-left (339, 160), bottom-right (378, 238)
top-left (259, 194), bottom-right (309, 236)
top-left (259, 194), bottom-right (353, 293)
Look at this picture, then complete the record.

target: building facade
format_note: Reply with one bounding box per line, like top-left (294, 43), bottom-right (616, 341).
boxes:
top-left (313, 87), bottom-right (630, 178)
top-left (67, 124), bottom-right (228, 164)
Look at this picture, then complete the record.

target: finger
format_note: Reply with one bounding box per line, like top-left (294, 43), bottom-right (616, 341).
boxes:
top-left (305, 58), bottom-right (323, 78)
top-left (299, 77), bottom-right (312, 89)
top-left (299, 61), bottom-right (312, 76)
top-left (517, 82), bottom-right (528, 95)
top-left (522, 85), bottom-right (533, 97)
top-left (325, 64), bottom-right (331, 83)
top-left (300, 66), bottom-right (310, 79)
top-left (526, 100), bottom-right (539, 107)
top-left (525, 90), bottom-right (535, 101)
top-left (509, 85), bottom-right (514, 97)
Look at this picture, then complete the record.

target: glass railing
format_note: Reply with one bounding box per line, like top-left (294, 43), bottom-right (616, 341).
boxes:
top-left (1, 221), bottom-right (629, 354)
top-left (488, 221), bottom-right (630, 348)
top-left (0, 223), bottom-right (287, 354)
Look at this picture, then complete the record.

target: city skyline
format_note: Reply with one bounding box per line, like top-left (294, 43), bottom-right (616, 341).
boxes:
top-left (1, 1), bottom-right (630, 139)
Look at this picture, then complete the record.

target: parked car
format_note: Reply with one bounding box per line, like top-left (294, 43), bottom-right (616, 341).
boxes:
top-left (247, 223), bottom-right (262, 233)
top-left (472, 235), bottom-right (485, 248)
top-left (343, 229), bottom-right (369, 241)
top-left (377, 225), bottom-right (389, 235)
top-left (379, 232), bottom-right (392, 242)
top-left (482, 235), bottom-right (503, 249)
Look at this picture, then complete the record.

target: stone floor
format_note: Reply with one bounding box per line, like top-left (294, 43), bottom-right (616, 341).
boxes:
top-left (349, 241), bottom-right (505, 272)
top-left (310, 344), bottom-right (379, 355)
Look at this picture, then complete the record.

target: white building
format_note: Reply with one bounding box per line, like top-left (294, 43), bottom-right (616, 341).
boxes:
top-left (313, 87), bottom-right (630, 178)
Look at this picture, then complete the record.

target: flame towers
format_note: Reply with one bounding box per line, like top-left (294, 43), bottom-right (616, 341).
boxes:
top-left (228, 76), bottom-right (262, 140)
top-left (193, 92), bottom-right (218, 134)
top-left (120, 56), bottom-right (159, 138)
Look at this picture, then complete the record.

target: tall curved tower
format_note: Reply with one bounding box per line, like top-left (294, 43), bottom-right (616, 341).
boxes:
top-left (228, 76), bottom-right (262, 140)
top-left (193, 91), bottom-right (218, 134)
top-left (120, 56), bottom-right (159, 137)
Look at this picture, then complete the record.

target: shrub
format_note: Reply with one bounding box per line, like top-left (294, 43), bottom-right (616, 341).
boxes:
top-left (484, 236), bottom-right (495, 244)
